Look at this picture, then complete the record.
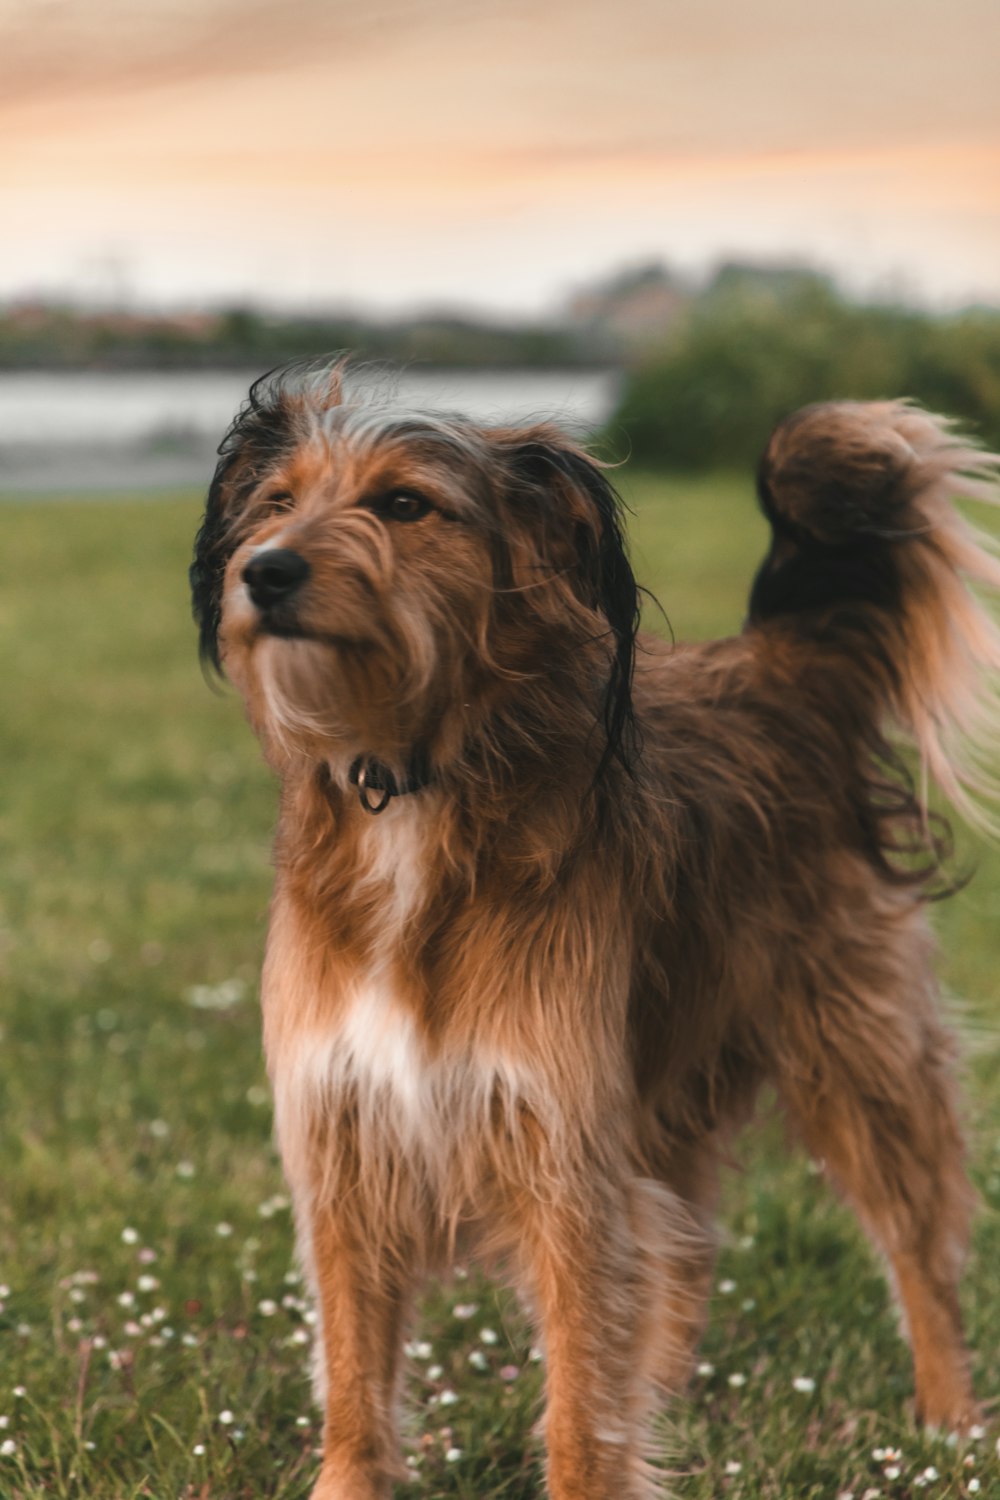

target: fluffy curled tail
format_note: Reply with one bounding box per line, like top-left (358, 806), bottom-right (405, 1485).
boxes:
top-left (749, 400), bottom-right (1000, 833)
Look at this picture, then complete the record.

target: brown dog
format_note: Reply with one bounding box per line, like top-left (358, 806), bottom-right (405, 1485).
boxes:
top-left (191, 368), bottom-right (999, 1499)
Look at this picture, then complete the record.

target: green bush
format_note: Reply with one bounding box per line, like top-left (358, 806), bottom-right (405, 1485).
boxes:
top-left (612, 275), bottom-right (1000, 468)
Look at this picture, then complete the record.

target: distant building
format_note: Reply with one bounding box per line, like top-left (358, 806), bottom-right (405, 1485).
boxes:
top-left (565, 263), bottom-right (688, 352)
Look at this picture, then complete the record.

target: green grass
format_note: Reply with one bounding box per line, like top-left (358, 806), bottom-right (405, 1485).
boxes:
top-left (1, 477), bottom-right (998, 1499)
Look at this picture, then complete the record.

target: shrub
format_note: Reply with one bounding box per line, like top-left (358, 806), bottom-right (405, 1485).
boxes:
top-left (612, 277), bottom-right (1000, 468)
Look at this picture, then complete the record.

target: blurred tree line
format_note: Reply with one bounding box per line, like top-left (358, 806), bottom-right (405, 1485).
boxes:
top-left (611, 265), bottom-right (1000, 467)
top-left (5, 267), bottom-right (999, 470)
top-left (0, 304), bottom-right (600, 371)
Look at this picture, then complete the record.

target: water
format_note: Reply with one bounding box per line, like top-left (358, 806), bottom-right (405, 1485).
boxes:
top-left (0, 368), bottom-right (623, 493)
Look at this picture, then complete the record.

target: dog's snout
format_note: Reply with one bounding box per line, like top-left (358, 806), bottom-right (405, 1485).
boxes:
top-left (243, 549), bottom-right (311, 610)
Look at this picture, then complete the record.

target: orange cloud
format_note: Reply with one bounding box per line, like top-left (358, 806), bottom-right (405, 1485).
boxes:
top-left (2, 0), bottom-right (998, 307)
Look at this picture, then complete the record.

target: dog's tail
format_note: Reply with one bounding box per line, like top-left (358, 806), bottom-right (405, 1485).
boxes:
top-left (749, 401), bottom-right (1000, 833)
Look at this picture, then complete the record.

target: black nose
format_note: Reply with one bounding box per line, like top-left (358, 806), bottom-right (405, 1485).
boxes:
top-left (242, 549), bottom-right (311, 610)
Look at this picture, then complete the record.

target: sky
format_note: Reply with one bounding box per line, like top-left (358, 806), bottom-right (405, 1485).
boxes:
top-left (3, 0), bottom-right (999, 315)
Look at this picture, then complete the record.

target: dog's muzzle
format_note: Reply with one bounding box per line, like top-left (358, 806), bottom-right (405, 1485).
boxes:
top-left (243, 548), bottom-right (311, 618)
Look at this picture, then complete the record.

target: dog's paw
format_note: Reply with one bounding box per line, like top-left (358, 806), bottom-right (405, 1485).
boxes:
top-left (916, 1391), bottom-right (986, 1439)
top-left (308, 1467), bottom-right (390, 1500)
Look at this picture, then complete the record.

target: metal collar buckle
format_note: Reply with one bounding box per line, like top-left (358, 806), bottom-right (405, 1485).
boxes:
top-left (355, 761), bottom-right (393, 815)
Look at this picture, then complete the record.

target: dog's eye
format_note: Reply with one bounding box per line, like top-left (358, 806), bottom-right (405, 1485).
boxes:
top-left (264, 491), bottom-right (296, 513)
top-left (375, 491), bottom-right (434, 522)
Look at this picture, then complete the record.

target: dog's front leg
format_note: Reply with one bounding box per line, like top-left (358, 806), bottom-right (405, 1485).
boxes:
top-left (513, 1169), bottom-right (650, 1500)
top-left (305, 1186), bottom-right (413, 1500)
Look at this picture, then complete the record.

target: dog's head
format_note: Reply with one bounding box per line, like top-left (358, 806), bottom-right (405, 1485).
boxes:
top-left (191, 362), bottom-right (638, 783)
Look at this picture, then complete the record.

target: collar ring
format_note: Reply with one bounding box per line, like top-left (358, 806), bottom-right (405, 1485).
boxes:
top-left (355, 762), bottom-right (393, 815)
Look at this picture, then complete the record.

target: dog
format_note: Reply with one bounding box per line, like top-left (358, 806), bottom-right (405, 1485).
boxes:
top-left (191, 362), bottom-right (1000, 1499)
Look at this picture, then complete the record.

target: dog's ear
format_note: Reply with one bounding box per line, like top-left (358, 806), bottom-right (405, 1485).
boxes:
top-left (502, 430), bottom-right (641, 775)
top-left (190, 372), bottom-right (299, 672)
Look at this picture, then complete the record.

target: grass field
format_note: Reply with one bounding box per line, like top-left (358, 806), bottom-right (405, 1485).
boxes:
top-left (1, 473), bottom-right (999, 1500)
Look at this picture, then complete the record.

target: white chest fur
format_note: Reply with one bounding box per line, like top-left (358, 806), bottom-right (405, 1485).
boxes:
top-left (269, 799), bottom-right (539, 1170)
top-left (288, 965), bottom-right (433, 1151)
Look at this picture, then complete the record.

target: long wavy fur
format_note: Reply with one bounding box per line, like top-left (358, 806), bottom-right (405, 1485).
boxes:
top-left (192, 373), bottom-right (997, 1500)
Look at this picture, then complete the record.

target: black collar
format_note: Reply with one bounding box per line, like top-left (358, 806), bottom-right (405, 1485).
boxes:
top-left (348, 752), bottom-right (432, 815)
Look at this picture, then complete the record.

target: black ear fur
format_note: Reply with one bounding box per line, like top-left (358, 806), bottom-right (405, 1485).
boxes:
top-left (189, 370), bottom-right (298, 672)
top-left (508, 438), bottom-right (641, 777)
top-left (190, 451), bottom-right (238, 673)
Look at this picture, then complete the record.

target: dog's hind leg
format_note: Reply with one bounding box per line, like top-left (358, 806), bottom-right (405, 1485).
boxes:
top-left (776, 936), bottom-right (978, 1433)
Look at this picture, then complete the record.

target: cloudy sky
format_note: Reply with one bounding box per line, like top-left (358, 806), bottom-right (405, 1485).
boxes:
top-left (3, 0), bottom-right (999, 313)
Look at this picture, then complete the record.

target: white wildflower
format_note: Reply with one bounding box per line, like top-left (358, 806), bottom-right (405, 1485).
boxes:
top-left (186, 978), bottom-right (246, 1011)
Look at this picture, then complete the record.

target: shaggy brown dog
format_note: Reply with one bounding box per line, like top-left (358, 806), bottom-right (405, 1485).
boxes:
top-left (191, 366), bottom-right (1000, 1500)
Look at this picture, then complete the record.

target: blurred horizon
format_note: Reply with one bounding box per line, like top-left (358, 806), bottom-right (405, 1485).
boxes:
top-left (4, 250), bottom-right (1000, 325)
top-left (4, 0), bottom-right (999, 318)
